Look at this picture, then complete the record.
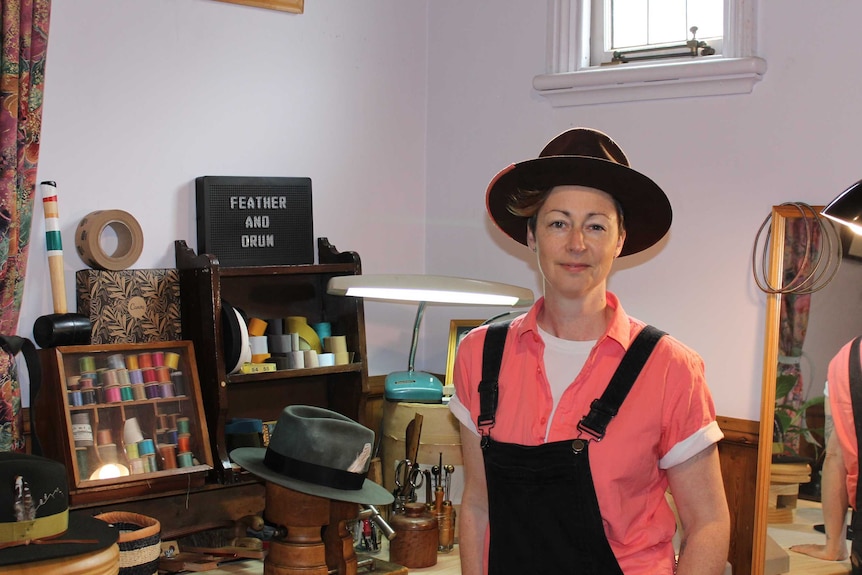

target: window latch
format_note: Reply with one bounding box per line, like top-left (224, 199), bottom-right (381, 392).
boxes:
top-left (609, 26), bottom-right (715, 65)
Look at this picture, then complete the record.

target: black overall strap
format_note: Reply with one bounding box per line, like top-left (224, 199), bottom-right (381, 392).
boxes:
top-left (477, 322), bottom-right (666, 442)
top-left (578, 325), bottom-right (666, 441)
top-left (848, 335), bottom-right (862, 574)
top-left (477, 320), bottom-right (511, 435)
top-left (0, 335), bottom-right (42, 456)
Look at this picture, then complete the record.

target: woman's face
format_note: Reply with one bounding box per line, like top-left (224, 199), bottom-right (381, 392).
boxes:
top-left (526, 185), bottom-right (625, 303)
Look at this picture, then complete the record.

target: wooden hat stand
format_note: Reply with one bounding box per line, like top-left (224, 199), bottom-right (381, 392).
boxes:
top-left (263, 482), bottom-right (406, 575)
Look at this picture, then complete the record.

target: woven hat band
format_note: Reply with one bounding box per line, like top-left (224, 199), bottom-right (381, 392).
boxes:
top-left (264, 449), bottom-right (365, 491)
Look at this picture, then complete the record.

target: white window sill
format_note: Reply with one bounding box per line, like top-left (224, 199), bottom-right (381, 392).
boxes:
top-left (533, 56), bottom-right (767, 107)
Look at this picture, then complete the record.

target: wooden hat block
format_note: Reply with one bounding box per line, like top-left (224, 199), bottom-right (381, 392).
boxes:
top-left (264, 481), bottom-right (333, 575)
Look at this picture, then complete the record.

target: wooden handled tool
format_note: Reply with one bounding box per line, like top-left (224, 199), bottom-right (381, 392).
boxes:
top-left (405, 413), bottom-right (423, 465)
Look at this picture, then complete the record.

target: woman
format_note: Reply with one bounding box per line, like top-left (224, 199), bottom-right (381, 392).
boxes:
top-left (448, 128), bottom-right (730, 575)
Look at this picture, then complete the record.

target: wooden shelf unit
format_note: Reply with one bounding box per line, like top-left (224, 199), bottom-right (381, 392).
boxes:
top-left (174, 237), bottom-right (369, 483)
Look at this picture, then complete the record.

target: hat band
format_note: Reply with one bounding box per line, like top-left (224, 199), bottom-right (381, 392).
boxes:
top-left (0, 509), bottom-right (68, 545)
top-left (264, 449), bottom-right (365, 491)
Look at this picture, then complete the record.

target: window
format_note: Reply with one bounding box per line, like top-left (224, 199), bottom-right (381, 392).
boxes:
top-left (591, 0), bottom-right (723, 66)
top-left (534, 0), bottom-right (766, 107)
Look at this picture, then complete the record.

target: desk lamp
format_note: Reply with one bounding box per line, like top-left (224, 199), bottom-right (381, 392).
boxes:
top-left (327, 274), bottom-right (533, 402)
top-left (822, 179), bottom-right (862, 234)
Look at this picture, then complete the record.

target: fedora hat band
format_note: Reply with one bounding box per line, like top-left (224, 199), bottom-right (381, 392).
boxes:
top-left (0, 509), bottom-right (68, 547)
top-left (264, 448), bottom-right (365, 492)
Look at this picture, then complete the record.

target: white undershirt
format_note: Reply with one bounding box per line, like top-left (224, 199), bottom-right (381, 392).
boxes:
top-left (538, 325), bottom-right (595, 438)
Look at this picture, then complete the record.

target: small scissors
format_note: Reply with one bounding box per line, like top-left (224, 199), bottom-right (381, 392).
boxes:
top-left (394, 459), bottom-right (424, 502)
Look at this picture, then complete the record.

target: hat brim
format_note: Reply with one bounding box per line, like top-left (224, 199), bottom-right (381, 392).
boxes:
top-left (0, 513), bottom-right (119, 567)
top-left (486, 156), bottom-right (672, 257)
top-left (230, 448), bottom-right (394, 506)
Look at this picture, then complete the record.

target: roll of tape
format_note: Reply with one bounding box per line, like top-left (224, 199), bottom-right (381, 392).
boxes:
top-left (75, 209), bottom-right (144, 270)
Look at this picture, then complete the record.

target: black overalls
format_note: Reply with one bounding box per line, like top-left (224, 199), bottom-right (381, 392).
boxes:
top-left (477, 322), bottom-right (665, 574)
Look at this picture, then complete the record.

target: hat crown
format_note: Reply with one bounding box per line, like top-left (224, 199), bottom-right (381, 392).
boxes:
top-left (539, 128), bottom-right (629, 167)
top-left (269, 405), bottom-right (372, 474)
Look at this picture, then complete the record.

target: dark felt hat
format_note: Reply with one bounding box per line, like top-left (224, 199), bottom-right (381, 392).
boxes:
top-left (230, 405), bottom-right (393, 506)
top-left (0, 452), bottom-right (119, 567)
top-left (486, 127), bottom-right (672, 257)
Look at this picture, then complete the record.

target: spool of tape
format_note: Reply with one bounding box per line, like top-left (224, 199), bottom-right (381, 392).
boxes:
top-left (75, 209), bottom-right (144, 270)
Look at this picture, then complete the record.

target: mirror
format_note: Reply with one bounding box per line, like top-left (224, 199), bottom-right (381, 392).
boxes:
top-left (754, 204), bottom-right (862, 572)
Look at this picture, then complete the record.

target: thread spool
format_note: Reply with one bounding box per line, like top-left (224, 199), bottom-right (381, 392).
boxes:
top-left (106, 354), bottom-right (125, 370)
top-left (131, 383), bottom-right (146, 400)
top-left (145, 383), bottom-right (161, 399)
top-left (151, 351), bottom-right (164, 367)
top-left (104, 385), bottom-right (122, 403)
top-left (138, 353), bottom-right (153, 369)
top-left (163, 352), bottom-right (180, 371)
top-left (177, 433), bottom-right (191, 453)
top-left (126, 354), bottom-right (139, 370)
top-left (177, 452), bottom-right (194, 468)
top-left (71, 413), bottom-right (93, 447)
top-left (159, 444), bottom-right (178, 469)
top-left (177, 417), bottom-right (190, 435)
top-left (170, 371), bottom-right (186, 396)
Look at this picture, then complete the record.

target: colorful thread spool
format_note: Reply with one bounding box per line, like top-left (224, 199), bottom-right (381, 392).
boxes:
top-left (170, 371), bottom-right (186, 396)
top-left (163, 352), bottom-right (180, 371)
top-left (106, 354), bottom-right (126, 370)
top-left (144, 383), bottom-right (161, 399)
top-left (79, 356), bottom-right (96, 373)
top-left (177, 417), bottom-right (190, 435)
top-left (177, 452), bottom-right (193, 468)
top-left (131, 383), bottom-right (146, 401)
top-left (159, 444), bottom-right (177, 469)
top-left (137, 352), bottom-right (153, 369)
top-left (177, 433), bottom-right (191, 453)
top-left (159, 382), bottom-right (175, 398)
top-left (151, 351), bottom-right (164, 367)
top-left (125, 354), bottom-right (139, 371)
top-left (104, 385), bottom-right (122, 403)
top-left (120, 385), bottom-right (133, 402)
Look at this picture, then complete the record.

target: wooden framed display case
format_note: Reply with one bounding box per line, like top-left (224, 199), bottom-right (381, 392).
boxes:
top-left (174, 237), bottom-right (369, 483)
top-left (35, 340), bottom-right (213, 506)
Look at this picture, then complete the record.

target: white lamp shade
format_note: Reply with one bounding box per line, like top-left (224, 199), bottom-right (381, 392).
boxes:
top-left (326, 274), bottom-right (534, 307)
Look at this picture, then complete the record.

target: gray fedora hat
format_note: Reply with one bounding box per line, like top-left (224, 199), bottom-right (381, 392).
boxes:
top-left (486, 127), bottom-right (672, 257)
top-left (230, 405), bottom-right (393, 505)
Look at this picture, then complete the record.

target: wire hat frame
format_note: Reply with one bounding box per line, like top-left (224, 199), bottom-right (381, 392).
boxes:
top-left (751, 202), bottom-right (844, 295)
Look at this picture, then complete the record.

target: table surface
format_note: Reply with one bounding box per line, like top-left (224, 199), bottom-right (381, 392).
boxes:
top-left (181, 541), bottom-right (461, 574)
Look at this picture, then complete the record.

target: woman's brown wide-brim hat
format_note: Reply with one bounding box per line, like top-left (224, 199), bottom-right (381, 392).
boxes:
top-left (486, 127), bottom-right (672, 257)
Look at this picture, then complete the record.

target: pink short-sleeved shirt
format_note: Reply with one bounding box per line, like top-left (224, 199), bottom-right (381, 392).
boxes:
top-left (450, 293), bottom-right (722, 575)
top-left (827, 338), bottom-right (861, 509)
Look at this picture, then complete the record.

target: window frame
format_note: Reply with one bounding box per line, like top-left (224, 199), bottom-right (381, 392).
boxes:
top-left (534, 0), bottom-right (766, 107)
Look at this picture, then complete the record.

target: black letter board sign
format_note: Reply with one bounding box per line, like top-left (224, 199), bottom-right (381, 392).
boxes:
top-left (195, 176), bottom-right (314, 267)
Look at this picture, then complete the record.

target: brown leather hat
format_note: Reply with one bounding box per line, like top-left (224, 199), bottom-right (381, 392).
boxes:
top-left (485, 127), bottom-right (672, 257)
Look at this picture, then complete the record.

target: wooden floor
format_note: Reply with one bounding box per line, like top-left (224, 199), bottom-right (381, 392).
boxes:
top-left (768, 499), bottom-right (852, 575)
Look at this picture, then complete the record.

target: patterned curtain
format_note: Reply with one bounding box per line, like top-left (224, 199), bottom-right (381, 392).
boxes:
top-left (775, 216), bottom-right (822, 455)
top-left (0, 0), bottom-right (51, 333)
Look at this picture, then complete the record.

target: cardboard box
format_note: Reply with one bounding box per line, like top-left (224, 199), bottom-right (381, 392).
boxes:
top-left (76, 269), bottom-right (183, 344)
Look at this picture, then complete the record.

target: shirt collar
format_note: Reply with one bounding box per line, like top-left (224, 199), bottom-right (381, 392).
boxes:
top-left (514, 292), bottom-right (632, 350)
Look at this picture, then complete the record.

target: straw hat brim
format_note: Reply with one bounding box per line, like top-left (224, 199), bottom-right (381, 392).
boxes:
top-left (486, 155), bottom-right (672, 257)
